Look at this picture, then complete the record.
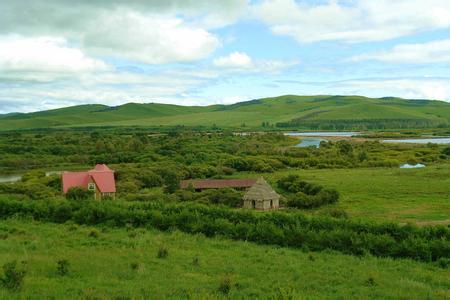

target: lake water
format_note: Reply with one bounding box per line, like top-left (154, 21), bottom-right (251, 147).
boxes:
top-left (295, 138), bottom-right (325, 148)
top-left (0, 171), bottom-right (62, 183)
top-left (285, 132), bottom-right (360, 137)
top-left (383, 137), bottom-right (450, 144)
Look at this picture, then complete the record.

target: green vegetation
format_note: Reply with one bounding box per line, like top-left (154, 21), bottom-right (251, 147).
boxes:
top-left (0, 198), bottom-right (448, 262)
top-left (262, 166), bottom-right (450, 223)
top-left (1, 95), bottom-right (449, 130)
top-left (0, 219), bottom-right (449, 299)
top-left (0, 130), bottom-right (448, 224)
top-left (0, 126), bottom-right (448, 298)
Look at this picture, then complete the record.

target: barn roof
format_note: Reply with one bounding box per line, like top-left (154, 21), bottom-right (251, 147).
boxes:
top-left (62, 164), bottom-right (116, 193)
top-left (180, 178), bottom-right (257, 189)
top-left (243, 177), bottom-right (280, 202)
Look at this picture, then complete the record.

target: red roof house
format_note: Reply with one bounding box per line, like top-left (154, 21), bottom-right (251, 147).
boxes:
top-left (62, 164), bottom-right (116, 200)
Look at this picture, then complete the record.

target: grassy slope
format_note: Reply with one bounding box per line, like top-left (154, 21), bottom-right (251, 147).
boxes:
top-left (1, 95), bottom-right (449, 130)
top-left (235, 164), bottom-right (450, 223)
top-left (0, 219), bottom-right (448, 299)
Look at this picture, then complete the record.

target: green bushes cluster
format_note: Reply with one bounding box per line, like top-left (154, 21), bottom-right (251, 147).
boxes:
top-left (175, 188), bottom-right (243, 208)
top-left (66, 187), bottom-right (92, 201)
top-left (1, 260), bottom-right (27, 291)
top-left (0, 198), bottom-right (448, 263)
top-left (277, 175), bottom-right (339, 208)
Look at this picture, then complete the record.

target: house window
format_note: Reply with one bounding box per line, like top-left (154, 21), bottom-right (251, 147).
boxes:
top-left (252, 200), bottom-right (256, 208)
top-left (88, 183), bottom-right (96, 191)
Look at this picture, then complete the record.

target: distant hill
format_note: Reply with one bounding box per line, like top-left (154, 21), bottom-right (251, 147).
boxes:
top-left (0, 95), bottom-right (449, 131)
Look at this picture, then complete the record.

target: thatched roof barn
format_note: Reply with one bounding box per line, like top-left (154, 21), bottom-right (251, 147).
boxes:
top-left (243, 177), bottom-right (280, 210)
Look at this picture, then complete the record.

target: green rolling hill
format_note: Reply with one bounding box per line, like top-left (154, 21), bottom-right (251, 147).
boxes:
top-left (1, 95), bottom-right (449, 130)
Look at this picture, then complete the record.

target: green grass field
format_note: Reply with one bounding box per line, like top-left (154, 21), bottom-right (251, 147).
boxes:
top-left (237, 164), bottom-right (450, 223)
top-left (1, 95), bottom-right (449, 130)
top-left (0, 219), bottom-right (448, 299)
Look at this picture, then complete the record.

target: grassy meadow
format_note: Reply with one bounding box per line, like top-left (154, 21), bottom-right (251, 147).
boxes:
top-left (259, 164), bottom-right (450, 223)
top-left (0, 219), bottom-right (449, 299)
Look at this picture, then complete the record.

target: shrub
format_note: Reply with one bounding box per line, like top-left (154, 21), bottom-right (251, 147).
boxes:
top-left (437, 258), bottom-right (449, 269)
top-left (192, 256), bottom-right (200, 266)
top-left (1, 260), bottom-right (27, 290)
top-left (157, 246), bottom-right (168, 259)
top-left (53, 204), bottom-right (73, 223)
top-left (319, 208), bottom-right (348, 219)
top-left (88, 229), bottom-right (100, 238)
top-left (442, 146), bottom-right (450, 156)
top-left (0, 198), bottom-right (448, 263)
top-left (130, 262), bottom-right (139, 271)
top-left (137, 171), bottom-right (164, 188)
top-left (56, 259), bottom-right (70, 276)
top-left (279, 175), bottom-right (339, 209)
top-left (218, 275), bottom-right (232, 294)
top-left (66, 187), bottom-right (92, 200)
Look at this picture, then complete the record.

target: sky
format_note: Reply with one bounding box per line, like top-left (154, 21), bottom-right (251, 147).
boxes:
top-left (1, 0), bottom-right (450, 113)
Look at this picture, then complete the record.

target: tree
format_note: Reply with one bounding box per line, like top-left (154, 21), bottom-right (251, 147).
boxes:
top-left (161, 170), bottom-right (180, 194)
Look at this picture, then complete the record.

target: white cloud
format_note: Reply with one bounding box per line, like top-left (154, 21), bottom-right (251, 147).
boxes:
top-left (0, 36), bottom-right (110, 73)
top-left (255, 0), bottom-right (450, 43)
top-left (213, 51), bottom-right (298, 73)
top-left (351, 40), bottom-right (450, 63)
top-left (84, 12), bottom-right (220, 64)
top-left (0, 1), bottom-right (244, 64)
top-left (332, 78), bottom-right (450, 102)
top-left (213, 52), bottom-right (253, 68)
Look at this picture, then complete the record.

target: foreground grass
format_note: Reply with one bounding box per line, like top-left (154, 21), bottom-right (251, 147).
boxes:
top-left (0, 219), bottom-right (448, 299)
top-left (257, 164), bottom-right (450, 223)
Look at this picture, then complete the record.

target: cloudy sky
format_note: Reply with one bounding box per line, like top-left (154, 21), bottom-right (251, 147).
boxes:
top-left (1, 0), bottom-right (450, 113)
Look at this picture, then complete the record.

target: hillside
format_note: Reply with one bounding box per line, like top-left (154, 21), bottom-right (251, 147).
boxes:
top-left (1, 95), bottom-right (449, 130)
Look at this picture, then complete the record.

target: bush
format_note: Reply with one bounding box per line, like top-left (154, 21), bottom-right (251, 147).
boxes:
top-left (56, 259), bottom-right (70, 276)
top-left (319, 208), bottom-right (348, 219)
top-left (437, 258), bottom-right (449, 269)
top-left (66, 187), bottom-right (92, 200)
top-left (157, 246), bottom-right (168, 258)
top-left (0, 198), bottom-right (448, 263)
top-left (278, 175), bottom-right (339, 209)
top-left (218, 275), bottom-right (232, 294)
top-left (130, 262), bottom-right (139, 271)
top-left (442, 146), bottom-right (450, 156)
top-left (88, 229), bottom-right (100, 238)
top-left (137, 171), bottom-right (164, 188)
top-left (1, 260), bottom-right (26, 290)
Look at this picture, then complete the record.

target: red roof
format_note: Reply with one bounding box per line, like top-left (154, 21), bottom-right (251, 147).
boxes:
top-left (180, 179), bottom-right (257, 189)
top-left (62, 164), bottom-right (116, 194)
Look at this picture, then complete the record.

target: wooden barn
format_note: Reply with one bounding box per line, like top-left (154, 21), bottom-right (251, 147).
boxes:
top-left (61, 164), bottom-right (116, 200)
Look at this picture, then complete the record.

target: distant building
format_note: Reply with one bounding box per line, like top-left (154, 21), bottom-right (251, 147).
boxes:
top-left (243, 177), bottom-right (280, 210)
top-left (180, 178), bottom-right (257, 192)
top-left (61, 164), bottom-right (116, 200)
top-left (180, 177), bottom-right (280, 210)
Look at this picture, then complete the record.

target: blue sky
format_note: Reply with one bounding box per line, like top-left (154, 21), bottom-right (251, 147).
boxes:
top-left (1, 0), bottom-right (450, 113)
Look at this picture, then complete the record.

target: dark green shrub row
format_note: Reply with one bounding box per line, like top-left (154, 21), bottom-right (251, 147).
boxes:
top-left (0, 198), bottom-right (448, 262)
top-left (277, 175), bottom-right (340, 208)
